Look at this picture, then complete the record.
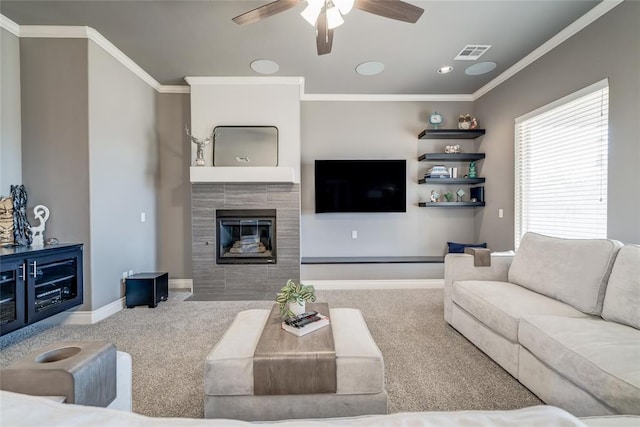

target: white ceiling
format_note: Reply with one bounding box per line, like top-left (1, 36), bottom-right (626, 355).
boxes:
top-left (0, 1), bottom-right (602, 94)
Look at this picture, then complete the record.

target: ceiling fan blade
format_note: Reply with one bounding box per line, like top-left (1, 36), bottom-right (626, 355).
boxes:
top-left (316, 11), bottom-right (333, 55)
top-left (354, 0), bottom-right (424, 23)
top-left (232, 0), bottom-right (300, 25)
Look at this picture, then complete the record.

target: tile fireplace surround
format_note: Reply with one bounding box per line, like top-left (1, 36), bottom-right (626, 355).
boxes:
top-left (191, 183), bottom-right (301, 300)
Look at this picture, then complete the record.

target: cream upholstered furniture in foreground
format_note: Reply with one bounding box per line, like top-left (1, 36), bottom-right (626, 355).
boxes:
top-left (444, 232), bottom-right (640, 416)
top-left (204, 308), bottom-right (386, 421)
top-left (0, 348), bottom-right (132, 412)
top-left (3, 391), bottom-right (640, 427)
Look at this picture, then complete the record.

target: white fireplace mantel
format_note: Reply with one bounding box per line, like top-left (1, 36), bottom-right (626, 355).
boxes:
top-left (190, 167), bottom-right (298, 184)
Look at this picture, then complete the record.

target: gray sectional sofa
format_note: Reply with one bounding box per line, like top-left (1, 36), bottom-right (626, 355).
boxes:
top-left (444, 232), bottom-right (640, 416)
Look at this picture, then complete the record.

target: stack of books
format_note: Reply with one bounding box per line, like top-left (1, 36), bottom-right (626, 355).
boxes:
top-left (281, 310), bottom-right (330, 337)
top-left (425, 165), bottom-right (450, 178)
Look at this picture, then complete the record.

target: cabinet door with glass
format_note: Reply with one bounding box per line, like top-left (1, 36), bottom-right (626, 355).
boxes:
top-left (25, 247), bottom-right (83, 324)
top-left (0, 258), bottom-right (26, 335)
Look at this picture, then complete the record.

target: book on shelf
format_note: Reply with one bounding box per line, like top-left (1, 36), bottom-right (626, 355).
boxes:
top-left (281, 313), bottom-right (330, 337)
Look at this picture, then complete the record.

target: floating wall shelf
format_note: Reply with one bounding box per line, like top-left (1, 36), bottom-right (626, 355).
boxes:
top-left (418, 201), bottom-right (486, 208)
top-left (418, 129), bottom-right (486, 140)
top-left (418, 153), bottom-right (486, 162)
top-left (418, 178), bottom-right (486, 185)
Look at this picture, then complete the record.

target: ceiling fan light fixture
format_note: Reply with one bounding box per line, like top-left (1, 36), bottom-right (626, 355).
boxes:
top-left (334, 0), bottom-right (355, 15)
top-left (301, 3), bottom-right (323, 26)
top-left (326, 5), bottom-right (344, 29)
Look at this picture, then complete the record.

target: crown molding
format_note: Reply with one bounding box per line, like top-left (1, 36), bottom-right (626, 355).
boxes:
top-left (2, 18), bottom-right (163, 92)
top-left (472, 0), bottom-right (624, 101)
top-left (301, 93), bottom-right (474, 102)
top-left (86, 27), bottom-right (161, 91)
top-left (0, 14), bottom-right (20, 36)
top-left (158, 85), bottom-right (191, 94)
top-left (185, 76), bottom-right (305, 86)
top-left (18, 25), bottom-right (88, 38)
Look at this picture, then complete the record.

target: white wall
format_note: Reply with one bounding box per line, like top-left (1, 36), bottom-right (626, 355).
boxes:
top-left (187, 79), bottom-right (302, 182)
top-left (0, 28), bottom-right (21, 195)
top-left (88, 40), bottom-right (158, 309)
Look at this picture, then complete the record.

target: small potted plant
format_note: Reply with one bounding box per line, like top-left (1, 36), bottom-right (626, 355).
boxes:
top-left (276, 279), bottom-right (316, 319)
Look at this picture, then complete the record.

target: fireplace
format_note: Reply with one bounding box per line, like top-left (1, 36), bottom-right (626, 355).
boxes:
top-left (216, 209), bottom-right (277, 264)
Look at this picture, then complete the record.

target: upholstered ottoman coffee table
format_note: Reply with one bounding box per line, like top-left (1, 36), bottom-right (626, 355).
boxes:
top-left (204, 307), bottom-right (387, 421)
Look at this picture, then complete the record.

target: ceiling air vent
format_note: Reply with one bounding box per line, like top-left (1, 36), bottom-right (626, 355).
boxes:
top-left (454, 45), bottom-right (492, 61)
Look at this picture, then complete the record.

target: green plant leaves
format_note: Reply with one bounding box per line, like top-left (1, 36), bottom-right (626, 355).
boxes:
top-left (275, 279), bottom-right (317, 319)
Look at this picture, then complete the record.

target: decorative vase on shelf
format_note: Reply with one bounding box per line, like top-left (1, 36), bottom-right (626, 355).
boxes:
top-left (468, 161), bottom-right (477, 179)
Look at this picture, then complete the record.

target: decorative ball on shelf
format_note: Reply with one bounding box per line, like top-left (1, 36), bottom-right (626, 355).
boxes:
top-left (445, 145), bottom-right (461, 154)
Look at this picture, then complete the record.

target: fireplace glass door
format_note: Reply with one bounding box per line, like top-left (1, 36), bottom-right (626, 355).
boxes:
top-left (216, 209), bottom-right (276, 264)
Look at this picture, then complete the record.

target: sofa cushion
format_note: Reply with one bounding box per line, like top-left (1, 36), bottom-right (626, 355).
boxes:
top-left (452, 280), bottom-right (586, 342)
top-left (519, 315), bottom-right (640, 414)
top-left (508, 233), bottom-right (622, 315)
top-left (602, 245), bottom-right (640, 329)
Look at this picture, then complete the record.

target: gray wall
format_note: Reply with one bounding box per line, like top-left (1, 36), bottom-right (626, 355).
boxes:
top-left (0, 28), bottom-right (21, 195)
top-left (474, 2), bottom-right (640, 248)
top-left (20, 38), bottom-right (93, 309)
top-left (157, 93), bottom-right (191, 279)
top-left (301, 101), bottom-right (476, 264)
top-left (87, 41), bottom-right (158, 309)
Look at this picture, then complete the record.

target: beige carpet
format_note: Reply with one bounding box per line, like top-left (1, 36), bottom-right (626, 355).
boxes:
top-left (0, 288), bottom-right (541, 418)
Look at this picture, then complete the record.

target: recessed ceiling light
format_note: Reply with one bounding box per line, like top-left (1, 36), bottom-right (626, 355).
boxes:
top-left (356, 61), bottom-right (384, 76)
top-left (250, 59), bottom-right (279, 75)
top-left (437, 66), bottom-right (454, 74)
top-left (465, 61), bottom-right (497, 76)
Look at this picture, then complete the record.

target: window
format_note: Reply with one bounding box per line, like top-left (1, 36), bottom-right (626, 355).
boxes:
top-left (515, 79), bottom-right (608, 249)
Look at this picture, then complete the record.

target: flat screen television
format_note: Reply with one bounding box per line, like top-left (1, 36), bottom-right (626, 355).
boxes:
top-left (315, 160), bottom-right (406, 213)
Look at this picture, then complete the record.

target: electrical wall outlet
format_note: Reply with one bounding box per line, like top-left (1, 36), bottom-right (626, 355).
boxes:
top-left (351, 230), bottom-right (358, 239)
top-left (498, 209), bottom-right (504, 219)
top-left (140, 212), bottom-right (146, 223)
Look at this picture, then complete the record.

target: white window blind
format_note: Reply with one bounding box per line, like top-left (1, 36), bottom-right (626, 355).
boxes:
top-left (515, 80), bottom-right (608, 249)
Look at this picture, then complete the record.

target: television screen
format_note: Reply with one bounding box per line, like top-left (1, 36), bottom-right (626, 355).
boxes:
top-left (315, 160), bottom-right (406, 213)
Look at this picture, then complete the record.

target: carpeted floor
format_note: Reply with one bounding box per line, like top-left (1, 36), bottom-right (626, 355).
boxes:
top-left (0, 288), bottom-right (541, 418)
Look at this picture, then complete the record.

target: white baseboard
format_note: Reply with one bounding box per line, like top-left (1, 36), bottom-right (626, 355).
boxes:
top-left (305, 279), bottom-right (444, 290)
top-left (169, 279), bottom-right (193, 292)
top-left (38, 297), bottom-right (125, 325)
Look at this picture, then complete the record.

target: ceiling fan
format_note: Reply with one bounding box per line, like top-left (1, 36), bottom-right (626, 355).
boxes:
top-left (232, 0), bottom-right (424, 55)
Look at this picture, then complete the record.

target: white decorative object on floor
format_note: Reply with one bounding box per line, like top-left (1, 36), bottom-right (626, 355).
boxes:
top-left (31, 205), bottom-right (50, 246)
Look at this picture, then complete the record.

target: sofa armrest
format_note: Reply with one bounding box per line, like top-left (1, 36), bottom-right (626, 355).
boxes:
top-left (444, 253), bottom-right (514, 324)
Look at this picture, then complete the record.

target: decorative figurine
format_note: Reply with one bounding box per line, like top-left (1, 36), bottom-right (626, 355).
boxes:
top-left (10, 184), bottom-right (32, 246)
top-left (456, 188), bottom-right (466, 202)
top-left (31, 205), bottom-right (50, 246)
top-left (430, 190), bottom-right (441, 202)
top-left (470, 117), bottom-right (478, 129)
top-left (444, 192), bottom-right (453, 202)
top-left (458, 114), bottom-right (478, 130)
top-left (185, 126), bottom-right (212, 166)
top-left (468, 161), bottom-right (477, 179)
top-left (429, 112), bottom-right (443, 130)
